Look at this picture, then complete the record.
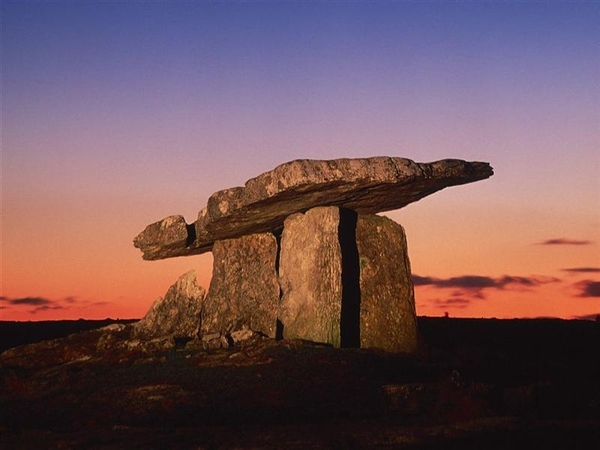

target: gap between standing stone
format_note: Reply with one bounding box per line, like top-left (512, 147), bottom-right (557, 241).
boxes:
top-left (339, 208), bottom-right (361, 348)
top-left (274, 231), bottom-right (284, 340)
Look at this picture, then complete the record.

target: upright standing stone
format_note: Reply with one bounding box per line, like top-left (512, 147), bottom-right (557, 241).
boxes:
top-left (356, 215), bottom-right (418, 353)
top-left (278, 207), bottom-right (343, 347)
top-left (201, 233), bottom-right (280, 339)
top-left (278, 207), bottom-right (418, 352)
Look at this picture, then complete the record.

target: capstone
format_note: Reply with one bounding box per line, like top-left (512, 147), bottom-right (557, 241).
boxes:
top-left (134, 157), bottom-right (493, 260)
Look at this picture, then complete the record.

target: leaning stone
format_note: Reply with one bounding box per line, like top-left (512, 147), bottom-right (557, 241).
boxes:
top-left (278, 207), bottom-right (343, 347)
top-left (133, 270), bottom-right (205, 340)
top-left (134, 157), bottom-right (493, 260)
top-left (201, 233), bottom-right (280, 338)
top-left (356, 214), bottom-right (418, 353)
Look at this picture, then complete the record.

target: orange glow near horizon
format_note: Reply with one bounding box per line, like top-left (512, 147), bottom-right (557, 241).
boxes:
top-left (2, 221), bottom-right (599, 322)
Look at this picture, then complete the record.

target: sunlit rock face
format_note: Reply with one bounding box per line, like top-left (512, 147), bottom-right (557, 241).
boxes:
top-left (278, 207), bottom-right (344, 347)
top-left (132, 270), bottom-right (205, 340)
top-left (201, 233), bottom-right (280, 341)
top-left (133, 215), bottom-right (192, 261)
top-left (277, 206), bottom-right (418, 352)
top-left (133, 157), bottom-right (493, 260)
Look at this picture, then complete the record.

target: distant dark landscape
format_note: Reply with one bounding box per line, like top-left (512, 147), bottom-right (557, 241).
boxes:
top-left (1, 317), bottom-right (598, 449)
top-left (0, 319), bottom-right (139, 353)
top-left (1, 316), bottom-right (597, 356)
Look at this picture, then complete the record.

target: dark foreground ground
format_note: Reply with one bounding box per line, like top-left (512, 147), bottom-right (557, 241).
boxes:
top-left (1, 317), bottom-right (598, 449)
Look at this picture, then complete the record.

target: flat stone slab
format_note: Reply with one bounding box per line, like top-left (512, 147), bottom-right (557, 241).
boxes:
top-left (134, 157), bottom-right (493, 260)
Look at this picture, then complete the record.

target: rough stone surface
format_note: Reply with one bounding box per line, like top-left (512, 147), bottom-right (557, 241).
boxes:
top-left (133, 270), bottom-right (205, 340)
top-left (133, 215), bottom-right (193, 260)
top-left (278, 207), bottom-right (343, 347)
top-left (356, 214), bottom-right (418, 353)
top-left (201, 233), bottom-right (280, 340)
top-left (134, 157), bottom-right (493, 260)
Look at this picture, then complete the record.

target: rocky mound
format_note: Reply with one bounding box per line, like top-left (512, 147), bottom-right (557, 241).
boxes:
top-left (1, 318), bottom-right (598, 449)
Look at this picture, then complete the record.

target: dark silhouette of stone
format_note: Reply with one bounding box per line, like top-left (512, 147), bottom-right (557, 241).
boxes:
top-left (132, 270), bottom-right (205, 340)
top-left (134, 157), bottom-right (493, 260)
top-left (201, 233), bottom-right (280, 342)
top-left (356, 214), bottom-right (418, 353)
top-left (278, 207), bottom-right (343, 347)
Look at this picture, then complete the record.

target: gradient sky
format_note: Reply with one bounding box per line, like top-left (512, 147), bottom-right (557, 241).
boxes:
top-left (2, 1), bottom-right (599, 321)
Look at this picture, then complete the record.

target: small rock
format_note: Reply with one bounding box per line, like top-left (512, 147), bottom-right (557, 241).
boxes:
top-left (230, 328), bottom-right (255, 344)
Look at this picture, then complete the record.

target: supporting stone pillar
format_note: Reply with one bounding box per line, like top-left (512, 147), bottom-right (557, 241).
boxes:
top-left (356, 215), bottom-right (418, 353)
top-left (278, 206), bottom-right (418, 352)
top-left (278, 207), bottom-right (344, 347)
top-left (279, 207), bottom-right (417, 353)
top-left (200, 207), bottom-right (418, 353)
top-left (201, 232), bottom-right (280, 340)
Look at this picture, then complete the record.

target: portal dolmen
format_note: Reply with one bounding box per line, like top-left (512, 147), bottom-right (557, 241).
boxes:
top-left (134, 157), bottom-right (493, 352)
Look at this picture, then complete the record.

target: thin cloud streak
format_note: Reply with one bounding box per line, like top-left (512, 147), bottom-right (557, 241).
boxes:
top-left (575, 280), bottom-right (600, 297)
top-left (414, 273), bottom-right (562, 308)
top-left (562, 267), bottom-right (600, 273)
top-left (432, 298), bottom-right (471, 309)
top-left (1, 296), bottom-right (85, 312)
top-left (412, 274), bottom-right (558, 290)
top-left (538, 238), bottom-right (593, 246)
top-left (30, 305), bottom-right (66, 314)
top-left (5, 297), bottom-right (54, 306)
